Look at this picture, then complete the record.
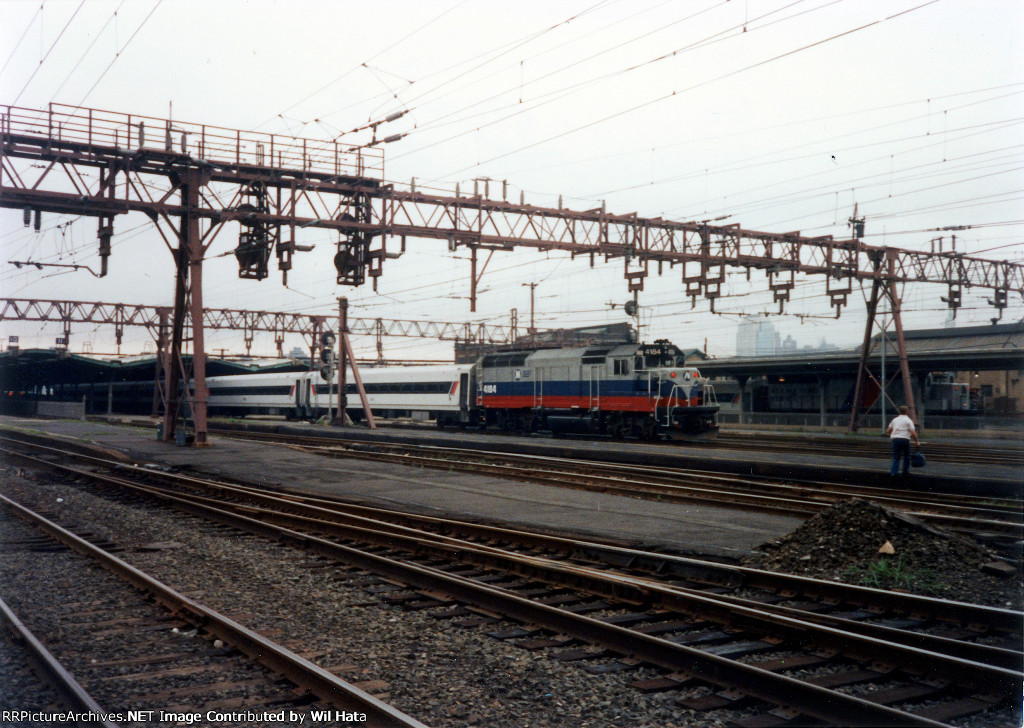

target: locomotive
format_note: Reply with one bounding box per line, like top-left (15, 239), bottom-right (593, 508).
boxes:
top-left (475, 340), bottom-right (718, 439)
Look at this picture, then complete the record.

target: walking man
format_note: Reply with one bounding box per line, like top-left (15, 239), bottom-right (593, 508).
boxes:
top-left (886, 405), bottom-right (919, 476)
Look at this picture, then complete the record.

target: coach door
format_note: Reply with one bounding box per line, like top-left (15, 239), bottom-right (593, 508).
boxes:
top-left (294, 377), bottom-right (308, 417)
top-left (459, 372), bottom-right (470, 421)
top-left (588, 365), bottom-right (602, 409)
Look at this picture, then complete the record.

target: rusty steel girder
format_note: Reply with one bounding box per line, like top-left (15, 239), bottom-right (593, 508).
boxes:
top-left (0, 298), bottom-right (524, 346)
top-left (4, 102), bottom-right (1023, 442)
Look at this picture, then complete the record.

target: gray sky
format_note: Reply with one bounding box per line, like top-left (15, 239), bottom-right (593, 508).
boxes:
top-left (2, 0), bottom-right (1022, 360)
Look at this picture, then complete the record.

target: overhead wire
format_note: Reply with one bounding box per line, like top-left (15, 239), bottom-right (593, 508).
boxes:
top-left (584, 91), bottom-right (1024, 200)
top-left (687, 134), bottom-right (1024, 226)
top-left (0, 2), bottom-right (45, 77)
top-left (276, 0), bottom-right (619, 132)
top-left (74, 0), bottom-right (163, 108)
top-left (496, 81), bottom-right (1024, 181)
top-left (390, 0), bottom-right (830, 164)
top-left (398, 0), bottom-right (733, 132)
top-left (48, 0), bottom-right (126, 101)
top-left (669, 117), bottom-right (1024, 222)
top-left (258, 0), bottom-right (473, 129)
top-left (438, 0), bottom-right (942, 178)
top-left (11, 0), bottom-right (86, 106)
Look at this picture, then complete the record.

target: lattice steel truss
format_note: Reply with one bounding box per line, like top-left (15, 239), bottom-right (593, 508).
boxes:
top-left (3, 104), bottom-right (1022, 441)
top-left (0, 298), bottom-right (522, 357)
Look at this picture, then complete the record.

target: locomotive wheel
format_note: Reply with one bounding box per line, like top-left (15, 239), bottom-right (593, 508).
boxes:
top-left (518, 410), bottom-right (537, 433)
top-left (639, 417), bottom-right (658, 440)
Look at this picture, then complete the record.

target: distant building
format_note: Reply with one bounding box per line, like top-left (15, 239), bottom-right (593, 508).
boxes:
top-left (736, 315), bottom-right (777, 357)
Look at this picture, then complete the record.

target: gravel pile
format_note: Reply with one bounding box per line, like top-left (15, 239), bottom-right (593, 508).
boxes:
top-left (744, 499), bottom-right (1023, 609)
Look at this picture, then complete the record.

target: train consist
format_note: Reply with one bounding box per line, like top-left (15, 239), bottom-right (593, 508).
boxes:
top-left (209, 338), bottom-right (719, 439)
top-left (31, 339), bottom-right (717, 440)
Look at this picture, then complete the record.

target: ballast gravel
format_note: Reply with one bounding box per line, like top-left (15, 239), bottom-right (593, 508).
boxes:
top-left (0, 469), bottom-right (728, 727)
top-left (3, 468), bottom-right (1020, 728)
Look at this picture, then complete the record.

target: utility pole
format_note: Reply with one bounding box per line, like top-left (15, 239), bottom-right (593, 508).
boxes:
top-left (337, 296), bottom-right (348, 425)
top-left (522, 282), bottom-right (538, 338)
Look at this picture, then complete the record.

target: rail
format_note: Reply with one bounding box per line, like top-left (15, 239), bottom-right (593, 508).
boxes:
top-left (0, 492), bottom-right (428, 728)
top-left (9, 440), bottom-right (1011, 726)
top-left (0, 597), bottom-right (118, 728)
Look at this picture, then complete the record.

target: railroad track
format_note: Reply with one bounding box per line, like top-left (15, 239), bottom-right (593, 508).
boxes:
top-left (3, 437), bottom-right (1022, 727)
top-left (0, 595), bottom-right (117, 728)
top-left (0, 485), bottom-right (426, 728)
top-left (706, 433), bottom-right (1024, 468)
top-left (206, 429), bottom-right (1023, 542)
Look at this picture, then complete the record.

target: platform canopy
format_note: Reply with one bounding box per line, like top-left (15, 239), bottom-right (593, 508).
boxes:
top-left (0, 350), bottom-right (303, 392)
top-left (696, 322), bottom-right (1024, 380)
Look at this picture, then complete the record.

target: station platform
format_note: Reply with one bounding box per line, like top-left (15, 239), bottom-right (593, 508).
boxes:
top-left (0, 416), bottom-right (808, 560)
top-left (209, 417), bottom-right (1021, 499)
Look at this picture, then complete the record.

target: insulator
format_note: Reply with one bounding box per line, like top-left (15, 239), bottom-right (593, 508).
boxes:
top-left (33, 209), bottom-right (41, 232)
top-left (385, 110), bottom-right (407, 122)
top-left (138, 121), bottom-right (145, 147)
top-left (23, 207), bottom-right (30, 226)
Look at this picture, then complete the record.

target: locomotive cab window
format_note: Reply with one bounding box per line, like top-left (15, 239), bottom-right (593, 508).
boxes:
top-left (613, 359), bottom-right (630, 375)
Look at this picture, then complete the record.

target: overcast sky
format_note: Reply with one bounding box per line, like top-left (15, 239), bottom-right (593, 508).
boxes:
top-left (2, 0), bottom-right (1022, 360)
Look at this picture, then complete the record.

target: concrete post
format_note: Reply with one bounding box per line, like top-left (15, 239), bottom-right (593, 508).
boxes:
top-left (915, 371), bottom-right (927, 431)
top-left (817, 374), bottom-right (828, 429)
top-left (735, 375), bottom-right (748, 426)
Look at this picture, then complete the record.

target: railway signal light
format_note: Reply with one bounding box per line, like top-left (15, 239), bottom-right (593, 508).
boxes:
top-left (319, 332), bottom-right (336, 380)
